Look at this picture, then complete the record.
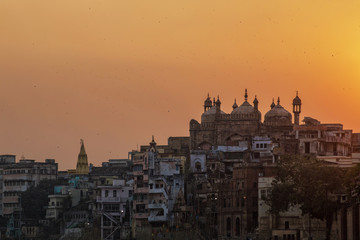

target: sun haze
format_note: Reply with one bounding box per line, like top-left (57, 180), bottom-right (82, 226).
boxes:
top-left (1, 0), bottom-right (360, 170)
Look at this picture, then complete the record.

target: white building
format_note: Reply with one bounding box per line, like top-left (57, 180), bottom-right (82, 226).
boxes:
top-left (97, 179), bottom-right (132, 240)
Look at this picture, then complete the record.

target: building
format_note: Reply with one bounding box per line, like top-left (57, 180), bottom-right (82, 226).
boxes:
top-left (258, 177), bottom-right (326, 240)
top-left (2, 159), bottom-right (58, 216)
top-left (76, 139), bottom-right (89, 175)
top-left (189, 90), bottom-right (298, 151)
top-left (294, 117), bottom-right (352, 156)
top-left (0, 155), bottom-right (16, 216)
top-left (96, 179), bottom-right (132, 240)
top-left (187, 90), bottom-right (360, 239)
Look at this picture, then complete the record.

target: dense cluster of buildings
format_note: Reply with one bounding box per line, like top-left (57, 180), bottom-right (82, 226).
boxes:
top-left (1, 90), bottom-right (360, 240)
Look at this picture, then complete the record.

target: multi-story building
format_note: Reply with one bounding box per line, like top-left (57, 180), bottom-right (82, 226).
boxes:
top-left (96, 179), bottom-right (132, 240)
top-left (294, 117), bottom-right (352, 156)
top-left (131, 150), bottom-right (150, 229)
top-left (0, 155), bottom-right (16, 216)
top-left (2, 159), bottom-right (58, 216)
top-left (148, 157), bottom-right (183, 226)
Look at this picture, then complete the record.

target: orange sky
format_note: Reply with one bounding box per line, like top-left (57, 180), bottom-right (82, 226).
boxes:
top-left (1, 0), bottom-right (360, 170)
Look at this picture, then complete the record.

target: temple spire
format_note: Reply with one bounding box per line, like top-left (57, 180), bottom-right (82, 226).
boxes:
top-left (245, 89), bottom-right (248, 101)
top-left (76, 139), bottom-right (89, 175)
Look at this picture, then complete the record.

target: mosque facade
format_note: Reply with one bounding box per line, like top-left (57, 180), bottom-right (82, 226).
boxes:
top-left (190, 89), bottom-right (301, 151)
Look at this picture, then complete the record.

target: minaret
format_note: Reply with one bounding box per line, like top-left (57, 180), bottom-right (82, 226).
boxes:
top-left (76, 139), bottom-right (89, 175)
top-left (215, 95), bottom-right (221, 117)
top-left (270, 98), bottom-right (275, 109)
top-left (293, 91), bottom-right (302, 125)
top-left (232, 98), bottom-right (238, 110)
top-left (253, 95), bottom-right (259, 111)
top-left (203, 93), bottom-right (212, 112)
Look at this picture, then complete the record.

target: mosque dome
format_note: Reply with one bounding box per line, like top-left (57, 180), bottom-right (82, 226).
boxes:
top-left (264, 97), bottom-right (292, 125)
top-left (231, 89), bottom-right (259, 115)
top-left (201, 106), bottom-right (226, 122)
top-left (231, 101), bottom-right (256, 114)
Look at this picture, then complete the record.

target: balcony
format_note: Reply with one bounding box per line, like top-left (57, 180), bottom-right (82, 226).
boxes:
top-left (2, 196), bottom-right (19, 204)
top-left (148, 188), bottom-right (168, 198)
top-left (148, 214), bottom-right (167, 222)
top-left (134, 187), bottom-right (148, 193)
top-left (96, 196), bottom-right (122, 203)
top-left (148, 203), bottom-right (167, 209)
top-left (321, 136), bottom-right (351, 144)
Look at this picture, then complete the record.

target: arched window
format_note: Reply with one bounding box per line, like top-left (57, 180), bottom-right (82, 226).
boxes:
top-left (236, 217), bottom-right (240, 236)
top-left (195, 162), bottom-right (201, 172)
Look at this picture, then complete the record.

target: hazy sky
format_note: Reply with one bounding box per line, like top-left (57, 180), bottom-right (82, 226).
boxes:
top-left (1, 0), bottom-right (360, 170)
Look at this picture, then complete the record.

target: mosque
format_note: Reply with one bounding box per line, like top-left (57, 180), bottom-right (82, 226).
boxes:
top-left (189, 89), bottom-right (302, 150)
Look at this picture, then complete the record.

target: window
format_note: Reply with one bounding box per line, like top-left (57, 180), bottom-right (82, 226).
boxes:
top-left (195, 162), bottom-right (201, 172)
top-left (260, 190), bottom-right (266, 199)
top-left (305, 142), bottom-right (310, 154)
top-left (285, 221), bottom-right (289, 230)
top-left (113, 190), bottom-right (117, 197)
top-left (105, 190), bottom-right (109, 197)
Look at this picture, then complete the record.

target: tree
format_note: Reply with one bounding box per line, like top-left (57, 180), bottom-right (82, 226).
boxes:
top-left (266, 154), bottom-right (352, 240)
top-left (21, 179), bottom-right (67, 220)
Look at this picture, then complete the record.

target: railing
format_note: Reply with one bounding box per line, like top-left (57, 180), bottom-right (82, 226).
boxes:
top-left (2, 196), bottom-right (19, 203)
top-left (96, 196), bottom-right (121, 202)
top-left (148, 203), bottom-right (167, 209)
top-left (148, 188), bottom-right (168, 198)
top-left (219, 113), bottom-right (259, 120)
top-left (148, 215), bottom-right (167, 222)
top-left (321, 136), bottom-right (351, 144)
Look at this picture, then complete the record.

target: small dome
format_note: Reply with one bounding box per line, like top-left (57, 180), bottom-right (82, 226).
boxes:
top-left (201, 106), bottom-right (226, 122)
top-left (270, 98), bottom-right (275, 109)
top-left (293, 92), bottom-right (302, 105)
top-left (204, 94), bottom-right (213, 108)
top-left (264, 98), bottom-right (292, 125)
top-left (265, 105), bottom-right (292, 119)
top-left (232, 99), bottom-right (238, 109)
top-left (231, 101), bottom-right (255, 115)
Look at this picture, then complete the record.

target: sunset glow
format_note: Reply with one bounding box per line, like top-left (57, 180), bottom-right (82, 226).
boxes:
top-left (1, 0), bottom-right (360, 169)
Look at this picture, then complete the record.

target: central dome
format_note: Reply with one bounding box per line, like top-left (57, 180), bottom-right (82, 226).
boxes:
top-left (231, 101), bottom-right (256, 114)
